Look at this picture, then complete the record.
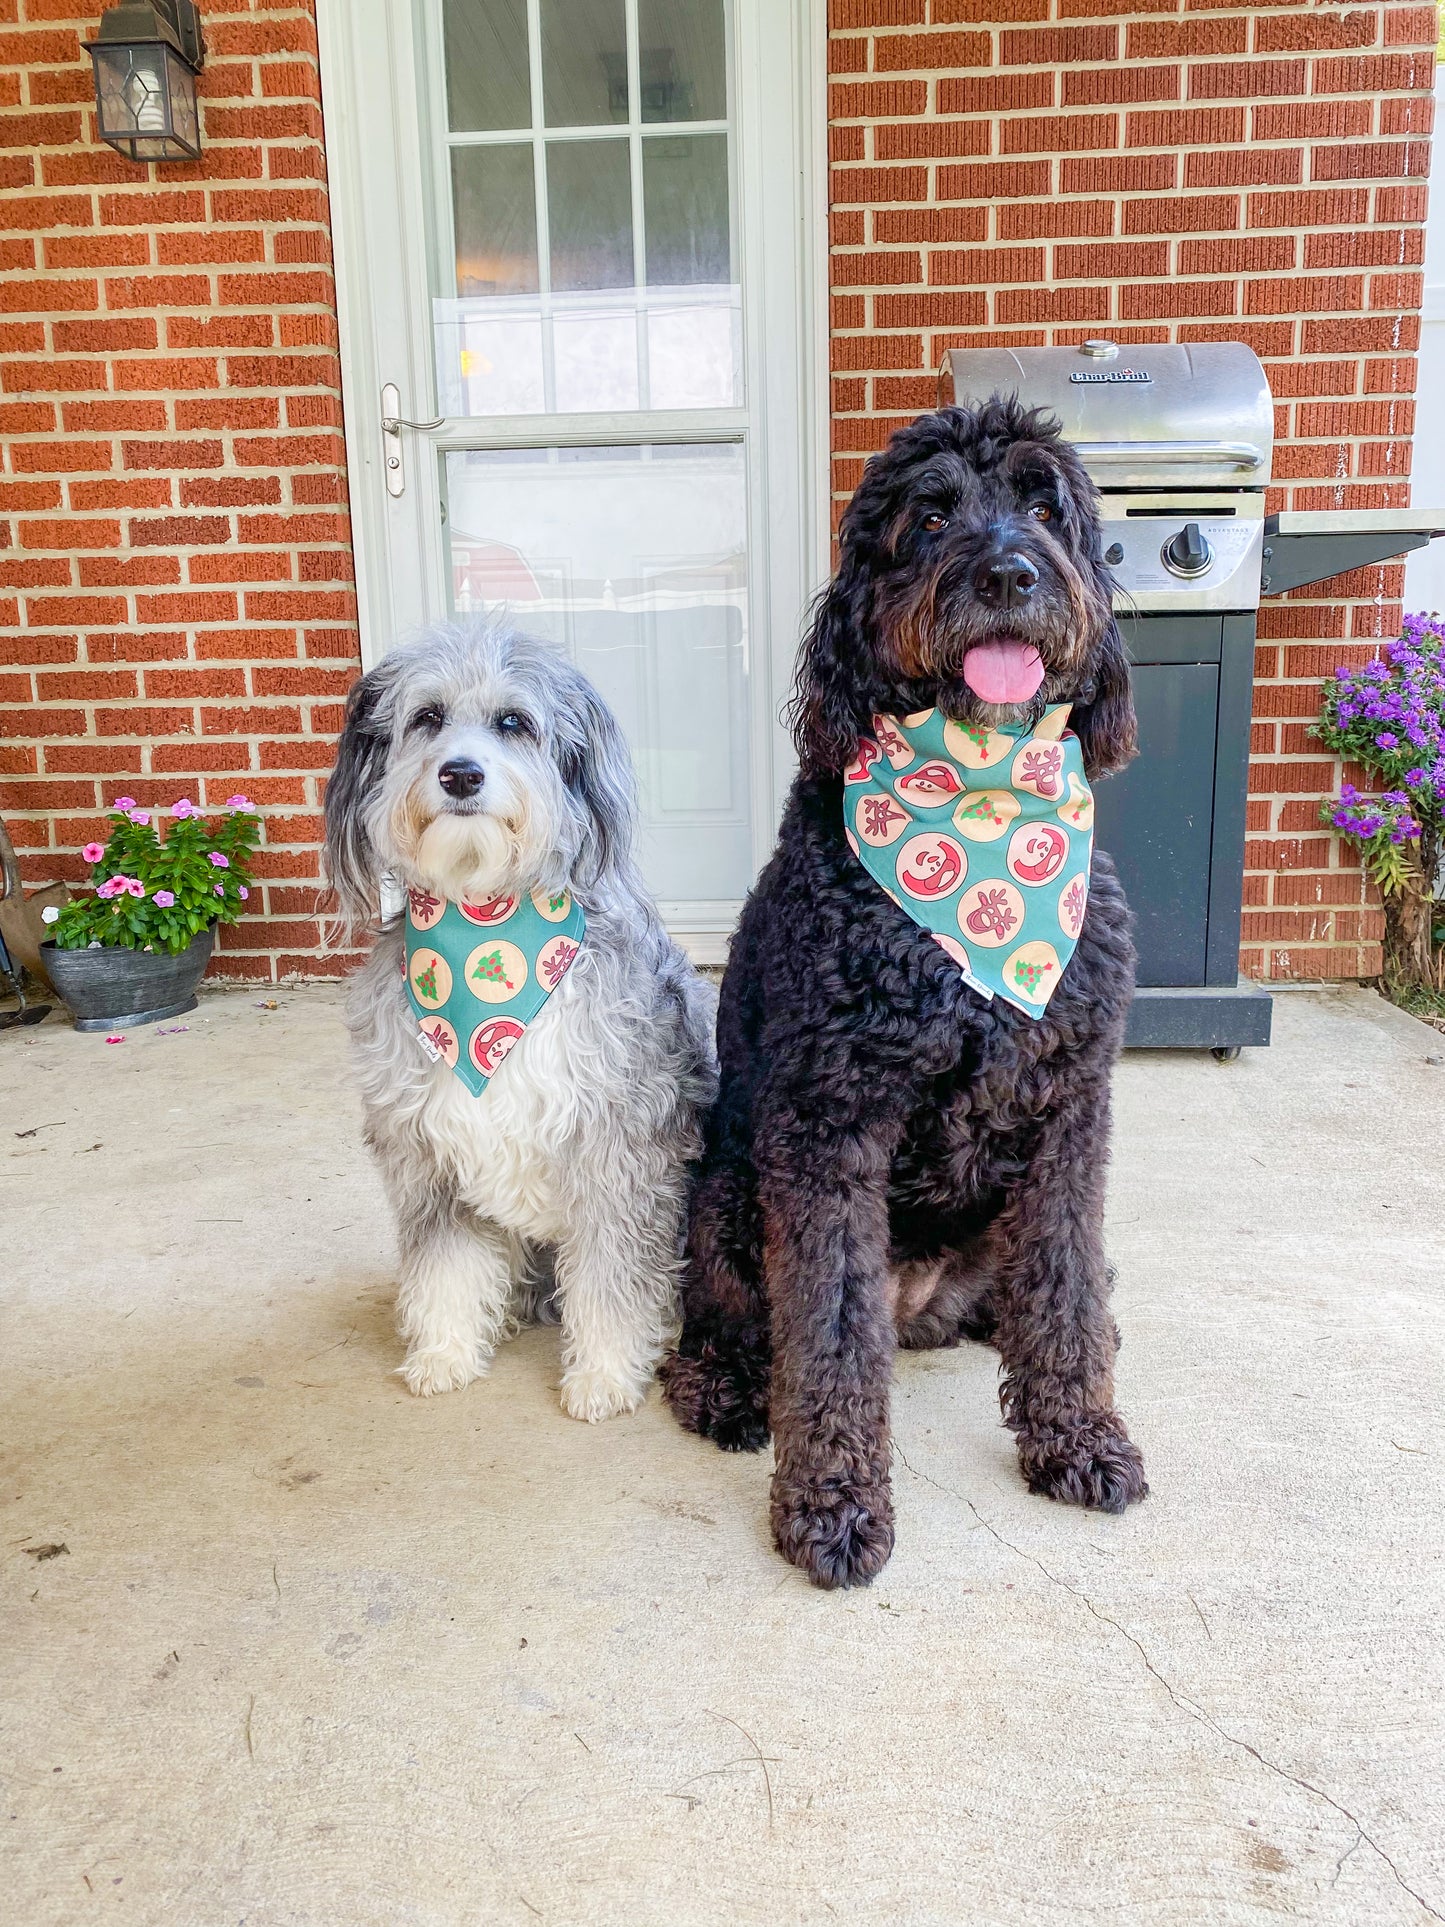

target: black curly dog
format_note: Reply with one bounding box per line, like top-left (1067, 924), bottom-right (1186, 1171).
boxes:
top-left (661, 396), bottom-right (1148, 1588)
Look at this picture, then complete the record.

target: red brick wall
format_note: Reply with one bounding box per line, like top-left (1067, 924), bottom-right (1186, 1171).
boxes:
top-left (828, 0), bottom-right (1437, 981)
top-left (0, 0), bottom-right (359, 981)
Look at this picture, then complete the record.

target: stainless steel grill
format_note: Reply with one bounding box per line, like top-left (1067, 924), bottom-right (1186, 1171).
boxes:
top-left (946, 339), bottom-right (1445, 1052)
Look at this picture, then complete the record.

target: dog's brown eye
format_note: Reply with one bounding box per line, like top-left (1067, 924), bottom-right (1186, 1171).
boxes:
top-left (410, 704), bottom-right (445, 734)
top-left (922, 512), bottom-right (948, 534)
top-left (1030, 504), bottom-right (1053, 522)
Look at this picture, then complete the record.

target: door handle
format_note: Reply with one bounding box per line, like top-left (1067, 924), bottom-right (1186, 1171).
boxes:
top-left (379, 382), bottom-right (444, 498)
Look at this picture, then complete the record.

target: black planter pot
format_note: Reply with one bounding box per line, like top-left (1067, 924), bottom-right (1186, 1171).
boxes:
top-left (42, 928), bottom-right (215, 1031)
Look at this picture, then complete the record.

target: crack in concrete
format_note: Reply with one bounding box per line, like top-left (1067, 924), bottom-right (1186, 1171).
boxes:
top-left (893, 1445), bottom-right (1442, 1923)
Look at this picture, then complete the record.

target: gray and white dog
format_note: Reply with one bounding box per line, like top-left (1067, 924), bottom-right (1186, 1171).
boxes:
top-left (324, 619), bottom-right (716, 1420)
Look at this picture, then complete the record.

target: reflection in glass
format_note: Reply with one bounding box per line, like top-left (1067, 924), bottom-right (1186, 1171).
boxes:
top-left (643, 133), bottom-right (729, 284)
top-left (638, 0), bottom-right (726, 122)
top-left (451, 144), bottom-right (538, 296)
top-left (541, 0), bottom-right (627, 126)
top-left (547, 139), bottom-right (632, 292)
top-left (443, 0), bottom-right (530, 132)
top-left (446, 444), bottom-right (750, 902)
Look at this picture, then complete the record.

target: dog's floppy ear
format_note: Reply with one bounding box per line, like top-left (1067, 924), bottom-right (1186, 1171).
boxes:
top-left (789, 558), bottom-right (870, 778)
top-left (324, 657), bottom-right (398, 931)
top-left (558, 674), bottom-right (636, 888)
top-left (1071, 616), bottom-right (1137, 780)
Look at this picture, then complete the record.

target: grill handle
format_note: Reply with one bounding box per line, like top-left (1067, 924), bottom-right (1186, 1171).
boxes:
top-left (1074, 440), bottom-right (1266, 471)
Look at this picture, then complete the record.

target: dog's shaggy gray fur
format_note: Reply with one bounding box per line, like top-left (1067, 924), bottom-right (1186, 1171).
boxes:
top-left (325, 620), bottom-right (716, 1420)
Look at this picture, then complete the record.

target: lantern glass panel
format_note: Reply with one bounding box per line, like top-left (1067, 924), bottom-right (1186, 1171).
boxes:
top-left (91, 40), bottom-right (201, 162)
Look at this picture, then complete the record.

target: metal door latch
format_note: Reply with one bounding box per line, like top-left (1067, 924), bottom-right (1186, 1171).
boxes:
top-left (380, 383), bottom-right (444, 498)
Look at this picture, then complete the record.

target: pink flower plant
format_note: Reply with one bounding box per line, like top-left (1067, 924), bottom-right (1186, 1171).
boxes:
top-left (47, 795), bottom-right (261, 959)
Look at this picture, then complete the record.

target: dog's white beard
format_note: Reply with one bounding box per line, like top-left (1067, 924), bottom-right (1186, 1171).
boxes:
top-left (415, 810), bottom-right (531, 900)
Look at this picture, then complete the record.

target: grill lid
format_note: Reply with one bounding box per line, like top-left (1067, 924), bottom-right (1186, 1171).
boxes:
top-left (946, 340), bottom-right (1273, 491)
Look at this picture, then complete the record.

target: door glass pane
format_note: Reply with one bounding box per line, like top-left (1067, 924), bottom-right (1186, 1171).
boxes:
top-left (541, 0), bottom-right (627, 126)
top-left (546, 138), bottom-right (632, 291)
top-left (451, 143), bottom-right (538, 296)
top-left (643, 132), bottom-right (728, 283)
top-left (638, 0), bottom-right (726, 123)
top-left (433, 0), bottom-right (741, 417)
top-left (446, 443), bottom-right (751, 904)
top-left (443, 0), bottom-right (529, 132)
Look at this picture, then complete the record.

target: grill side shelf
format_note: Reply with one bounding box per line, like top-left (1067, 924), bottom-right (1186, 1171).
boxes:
top-left (1261, 511), bottom-right (1445, 596)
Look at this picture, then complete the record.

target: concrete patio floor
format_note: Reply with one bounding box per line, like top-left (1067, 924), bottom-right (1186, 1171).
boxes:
top-left (3, 983), bottom-right (1443, 1926)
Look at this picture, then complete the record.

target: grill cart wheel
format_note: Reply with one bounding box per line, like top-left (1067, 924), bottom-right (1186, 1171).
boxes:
top-left (1211, 1046), bottom-right (1242, 1063)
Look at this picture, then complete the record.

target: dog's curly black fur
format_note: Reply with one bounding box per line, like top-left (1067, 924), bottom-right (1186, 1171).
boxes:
top-left (661, 397), bottom-right (1148, 1588)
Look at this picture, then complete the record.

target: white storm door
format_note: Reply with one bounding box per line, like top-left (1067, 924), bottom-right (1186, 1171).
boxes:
top-left (319, 0), bottom-right (826, 945)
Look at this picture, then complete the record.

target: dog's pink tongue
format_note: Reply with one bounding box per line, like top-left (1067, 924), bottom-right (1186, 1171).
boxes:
top-left (961, 640), bottom-right (1045, 704)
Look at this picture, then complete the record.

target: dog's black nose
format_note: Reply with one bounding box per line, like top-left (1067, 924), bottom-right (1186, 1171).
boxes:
top-left (974, 551), bottom-right (1040, 608)
top-left (438, 758), bottom-right (484, 799)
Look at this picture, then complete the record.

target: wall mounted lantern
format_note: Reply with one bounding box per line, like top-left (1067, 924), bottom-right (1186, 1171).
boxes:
top-left (87, 0), bottom-right (206, 164)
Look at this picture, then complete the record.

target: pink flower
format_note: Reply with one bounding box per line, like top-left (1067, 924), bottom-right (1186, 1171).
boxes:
top-left (238, 885), bottom-right (249, 901)
top-left (171, 799), bottom-right (195, 819)
top-left (208, 851), bottom-right (230, 869)
top-left (225, 794), bottom-right (253, 810)
top-left (152, 889), bottom-right (175, 908)
top-left (128, 810), bottom-right (150, 825)
top-left (82, 842), bottom-right (104, 864)
top-left (126, 878), bottom-right (146, 898)
top-left (97, 877), bottom-right (125, 899)
top-left (113, 795), bottom-right (136, 811)
top-left (213, 881), bottom-right (224, 896)
top-left (105, 1034), bottom-right (125, 1045)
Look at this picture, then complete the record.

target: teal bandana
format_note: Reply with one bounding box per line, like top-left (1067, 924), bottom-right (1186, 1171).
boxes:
top-left (402, 883), bottom-right (586, 1095)
top-left (843, 704), bottom-right (1094, 1016)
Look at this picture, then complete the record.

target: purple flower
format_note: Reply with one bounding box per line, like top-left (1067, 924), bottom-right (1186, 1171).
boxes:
top-left (238, 885), bottom-right (249, 901)
top-left (128, 810), bottom-right (150, 826)
top-left (113, 795), bottom-right (136, 811)
top-left (208, 851), bottom-right (230, 869)
top-left (153, 889), bottom-right (175, 908)
top-left (225, 794), bottom-right (253, 810)
top-left (82, 841), bottom-right (104, 864)
top-left (213, 882), bottom-right (225, 897)
top-left (1376, 732), bottom-right (1398, 748)
top-left (126, 878), bottom-right (146, 898)
top-left (171, 799), bottom-right (195, 819)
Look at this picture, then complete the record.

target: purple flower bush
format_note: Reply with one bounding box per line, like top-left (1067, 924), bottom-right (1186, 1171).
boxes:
top-left (48, 796), bottom-right (260, 957)
top-left (1318, 613), bottom-right (1445, 987)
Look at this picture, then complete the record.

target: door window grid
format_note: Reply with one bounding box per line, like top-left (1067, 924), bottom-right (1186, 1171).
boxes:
top-left (431, 0), bottom-right (737, 417)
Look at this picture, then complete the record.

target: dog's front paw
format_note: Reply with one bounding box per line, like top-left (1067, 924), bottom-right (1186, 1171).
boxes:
top-left (1017, 1414), bottom-right (1148, 1513)
top-left (560, 1363), bottom-right (647, 1424)
top-left (660, 1347), bottom-right (770, 1453)
top-left (771, 1477), bottom-right (895, 1590)
top-left (400, 1337), bottom-right (483, 1397)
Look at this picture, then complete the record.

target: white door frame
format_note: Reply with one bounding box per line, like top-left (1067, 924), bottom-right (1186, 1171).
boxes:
top-left (317, 0), bottom-right (831, 948)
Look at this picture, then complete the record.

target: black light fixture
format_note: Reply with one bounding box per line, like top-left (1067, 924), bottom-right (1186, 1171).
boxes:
top-left (87, 0), bottom-right (206, 164)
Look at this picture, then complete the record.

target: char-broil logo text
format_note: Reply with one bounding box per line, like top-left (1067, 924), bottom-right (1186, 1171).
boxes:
top-left (1069, 369), bottom-right (1153, 384)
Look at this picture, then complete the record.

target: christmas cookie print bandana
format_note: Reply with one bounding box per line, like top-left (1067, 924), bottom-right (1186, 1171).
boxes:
top-left (402, 883), bottom-right (586, 1095)
top-left (843, 704), bottom-right (1094, 1016)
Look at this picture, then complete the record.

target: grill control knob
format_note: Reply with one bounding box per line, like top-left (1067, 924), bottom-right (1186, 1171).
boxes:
top-left (1162, 521), bottom-right (1213, 577)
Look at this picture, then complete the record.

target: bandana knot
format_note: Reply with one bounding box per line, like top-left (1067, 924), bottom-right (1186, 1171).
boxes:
top-left (843, 704), bottom-right (1094, 1016)
top-left (402, 883), bottom-right (586, 1093)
